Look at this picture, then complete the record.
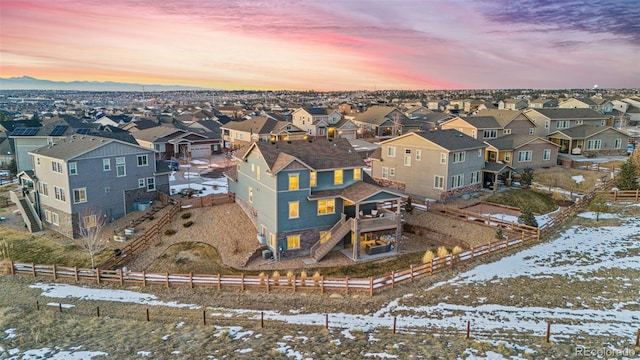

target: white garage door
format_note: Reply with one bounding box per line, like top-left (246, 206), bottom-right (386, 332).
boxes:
top-left (190, 144), bottom-right (211, 158)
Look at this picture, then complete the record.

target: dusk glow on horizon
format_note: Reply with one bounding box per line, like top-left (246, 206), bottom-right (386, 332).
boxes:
top-left (1, 0), bottom-right (638, 91)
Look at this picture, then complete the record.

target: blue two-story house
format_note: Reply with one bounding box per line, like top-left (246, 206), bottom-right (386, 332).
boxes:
top-left (226, 138), bottom-right (406, 262)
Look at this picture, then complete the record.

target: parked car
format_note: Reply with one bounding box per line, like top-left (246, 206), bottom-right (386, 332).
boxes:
top-left (165, 160), bottom-right (179, 171)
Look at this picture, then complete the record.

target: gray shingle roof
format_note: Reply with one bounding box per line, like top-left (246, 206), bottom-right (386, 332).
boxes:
top-left (459, 116), bottom-right (501, 129)
top-left (29, 136), bottom-right (115, 160)
top-left (484, 134), bottom-right (539, 150)
top-left (414, 129), bottom-right (486, 151)
top-left (251, 138), bottom-right (365, 172)
top-left (532, 108), bottom-right (609, 119)
top-left (550, 125), bottom-right (625, 139)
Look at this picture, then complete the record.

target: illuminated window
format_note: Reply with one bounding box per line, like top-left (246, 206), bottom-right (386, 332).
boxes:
top-left (73, 188), bottom-right (87, 204)
top-left (319, 231), bottom-right (331, 243)
top-left (318, 199), bottom-right (335, 215)
top-left (310, 171), bottom-right (317, 187)
top-left (256, 166), bottom-right (261, 180)
top-left (269, 233), bottom-right (276, 249)
top-left (83, 215), bottom-right (97, 228)
top-left (334, 169), bottom-right (343, 185)
top-left (289, 201), bottom-right (299, 219)
top-left (287, 235), bottom-right (300, 249)
top-left (289, 173), bottom-right (299, 190)
top-left (249, 187), bottom-right (253, 203)
top-left (353, 168), bottom-right (361, 180)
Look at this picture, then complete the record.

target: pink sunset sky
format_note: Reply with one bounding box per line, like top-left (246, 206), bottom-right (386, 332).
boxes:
top-left (1, 0), bottom-right (638, 91)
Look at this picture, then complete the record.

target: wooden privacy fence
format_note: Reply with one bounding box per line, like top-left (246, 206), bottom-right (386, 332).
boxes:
top-left (178, 193), bottom-right (234, 210)
top-left (8, 232), bottom-right (537, 296)
top-left (98, 201), bottom-right (181, 270)
top-left (569, 161), bottom-right (620, 174)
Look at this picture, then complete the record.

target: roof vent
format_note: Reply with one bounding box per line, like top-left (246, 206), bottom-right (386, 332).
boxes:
top-left (333, 143), bottom-right (337, 147)
top-left (287, 141), bottom-right (292, 144)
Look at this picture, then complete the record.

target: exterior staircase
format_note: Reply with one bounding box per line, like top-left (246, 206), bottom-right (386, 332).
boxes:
top-left (10, 191), bottom-right (42, 233)
top-left (310, 216), bottom-right (354, 262)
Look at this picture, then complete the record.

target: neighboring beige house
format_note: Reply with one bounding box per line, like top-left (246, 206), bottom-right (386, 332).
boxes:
top-left (484, 135), bottom-right (559, 170)
top-left (221, 116), bottom-right (306, 148)
top-left (291, 107), bottom-right (343, 138)
top-left (370, 130), bottom-right (486, 201)
top-left (548, 125), bottom-right (629, 156)
top-left (523, 108), bottom-right (612, 137)
top-left (498, 98), bottom-right (528, 110)
top-left (558, 97), bottom-right (608, 111)
top-left (528, 99), bottom-right (558, 109)
top-left (351, 106), bottom-right (422, 138)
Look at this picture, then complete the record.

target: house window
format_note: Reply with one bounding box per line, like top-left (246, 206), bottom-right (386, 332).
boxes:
top-left (334, 169), bottom-right (343, 185)
top-left (600, 120), bottom-right (606, 126)
top-left (310, 171), bottom-right (317, 187)
top-left (505, 153), bottom-right (511, 162)
top-left (289, 174), bottom-right (299, 190)
top-left (289, 201), bottom-right (299, 219)
top-left (319, 231), bottom-right (331, 243)
top-left (54, 187), bottom-right (66, 202)
top-left (557, 121), bottom-right (569, 129)
top-left (147, 177), bottom-right (155, 191)
top-left (69, 162), bottom-right (77, 175)
top-left (434, 175), bottom-right (444, 189)
top-left (45, 209), bottom-right (51, 223)
top-left (52, 161), bottom-right (63, 173)
top-left (137, 155), bottom-right (148, 167)
top-left (353, 168), bottom-right (361, 180)
top-left (483, 130), bottom-right (497, 139)
top-left (318, 199), bottom-right (335, 215)
top-left (103, 159), bottom-right (111, 171)
top-left (518, 150), bottom-right (532, 162)
top-left (287, 235), bottom-right (300, 250)
top-left (389, 168), bottom-right (395, 177)
top-left (614, 139), bottom-right (622, 149)
top-left (545, 120), bottom-right (550, 129)
top-left (478, 149), bottom-right (482, 157)
top-left (543, 149), bottom-right (551, 160)
top-left (138, 179), bottom-right (146, 188)
top-left (38, 182), bottom-right (49, 196)
top-left (387, 146), bottom-right (396, 157)
top-left (440, 153), bottom-right (447, 164)
top-left (37, 158), bottom-right (40, 166)
top-left (586, 139), bottom-right (602, 150)
top-left (82, 215), bottom-right (97, 228)
top-left (471, 130), bottom-right (477, 138)
top-left (73, 188), bottom-right (87, 204)
top-left (451, 174), bottom-right (464, 188)
top-left (269, 234), bottom-right (276, 249)
top-left (116, 157), bottom-right (126, 177)
top-left (382, 167), bottom-right (389, 179)
top-left (52, 212), bottom-right (59, 226)
top-left (249, 187), bottom-right (253, 203)
top-left (503, 129), bottom-right (512, 135)
top-left (415, 150), bottom-right (421, 161)
top-left (256, 166), bottom-right (261, 180)
top-left (251, 163), bottom-right (255, 172)
top-left (452, 152), bottom-right (465, 163)
top-left (404, 153), bottom-right (411, 166)
top-left (471, 171), bottom-right (481, 184)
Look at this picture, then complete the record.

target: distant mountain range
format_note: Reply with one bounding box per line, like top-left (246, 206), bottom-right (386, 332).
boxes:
top-left (0, 76), bottom-right (209, 91)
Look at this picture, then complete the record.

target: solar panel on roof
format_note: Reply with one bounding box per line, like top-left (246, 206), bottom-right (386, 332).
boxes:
top-left (75, 128), bottom-right (91, 134)
top-left (49, 125), bottom-right (68, 136)
top-left (11, 127), bottom-right (40, 136)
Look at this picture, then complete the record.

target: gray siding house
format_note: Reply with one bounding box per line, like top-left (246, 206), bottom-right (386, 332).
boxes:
top-left (19, 135), bottom-right (170, 238)
top-left (226, 139), bottom-right (405, 262)
top-left (371, 130), bottom-right (486, 201)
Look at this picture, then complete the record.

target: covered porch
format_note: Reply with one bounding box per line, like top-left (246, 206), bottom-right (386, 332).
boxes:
top-left (483, 162), bottom-right (514, 191)
top-left (308, 182), bottom-right (406, 262)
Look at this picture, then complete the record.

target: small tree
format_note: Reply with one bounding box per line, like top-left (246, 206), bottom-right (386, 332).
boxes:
top-left (589, 194), bottom-right (609, 222)
top-left (77, 208), bottom-right (108, 269)
top-left (616, 160), bottom-right (639, 190)
top-left (518, 205), bottom-right (538, 227)
top-left (495, 225), bottom-right (504, 240)
top-left (520, 168), bottom-right (534, 188)
top-left (8, 159), bottom-right (17, 176)
top-left (404, 196), bottom-right (415, 213)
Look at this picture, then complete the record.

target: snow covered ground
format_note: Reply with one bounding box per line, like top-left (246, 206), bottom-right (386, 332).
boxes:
top-left (3, 205), bottom-right (639, 359)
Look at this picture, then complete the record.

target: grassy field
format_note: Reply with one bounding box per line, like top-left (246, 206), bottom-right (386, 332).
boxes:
top-left (146, 242), bottom-right (244, 275)
top-left (531, 166), bottom-right (611, 193)
top-left (485, 188), bottom-right (557, 214)
top-left (0, 228), bottom-right (111, 268)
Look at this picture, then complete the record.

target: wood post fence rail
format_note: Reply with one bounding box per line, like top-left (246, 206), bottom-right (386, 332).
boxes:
top-left (25, 297), bottom-right (638, 345)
